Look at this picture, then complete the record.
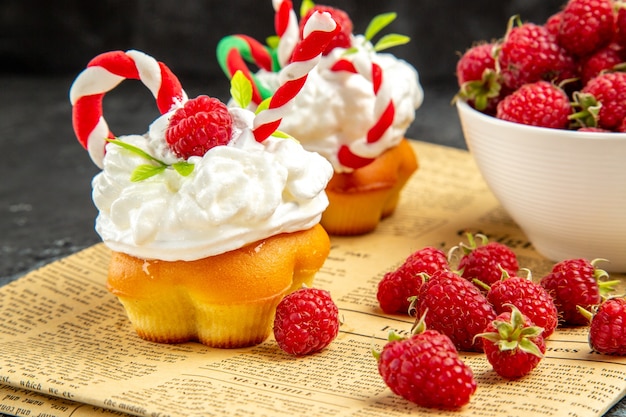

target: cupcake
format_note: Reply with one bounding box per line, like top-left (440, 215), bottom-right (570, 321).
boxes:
top-left (217, 1), bottom-right (423, 235)
top-left (69, 13), bottom-right (337, 348)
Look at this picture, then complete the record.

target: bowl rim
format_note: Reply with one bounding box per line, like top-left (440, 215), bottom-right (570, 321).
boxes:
top-left (456, 99), bottom-right (626, 141)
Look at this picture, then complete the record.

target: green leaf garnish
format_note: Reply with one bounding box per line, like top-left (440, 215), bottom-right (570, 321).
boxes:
top-left (105, 138), bottom-right (165, 166)
top-left (172, 161), bottom-right (195, 177)
top-left (364, 12), bottom-right (397, 41)
top-left (131, 164), bottom-right (167, 182)
top-left (255, 97), bottom-right (272, 114)
top-left (300, 0), bottom-right (315, 17)
top-left (105, 138), bottom-right (195, 182)
top-left (271, 130), bottom-right (291, 139)
top-left (231, 70), bottom-right (253, 109)
top-left (373, 33), bottom-right (411, 52)
top-left (266, 35), bottom-right (280, 50)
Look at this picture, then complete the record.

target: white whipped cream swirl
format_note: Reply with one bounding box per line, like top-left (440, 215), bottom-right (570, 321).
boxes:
top-left (255, 35), bottom-right (424, 173)
top-left (92, 107), bottom-right (333, 261)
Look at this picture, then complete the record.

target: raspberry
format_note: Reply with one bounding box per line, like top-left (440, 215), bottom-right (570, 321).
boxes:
top-left (496, 81), bottom-right (572, 129)
top-left (165, 95), bottom-right (233, 159)
top-left (376, 321), bottom-right (476, 408)
top-left (581, 71), bottom-right (626, 130)
top-left (415, 269), bottom-right (496, 352)
top-left (273, 287), bottom-right (340, 356)
top-left (540, 258), bottom-right (616, 325)
top-left (486, 271), bottom-right (559, 338)
top-left (544, 12), bottom-right (562, 37)
top-left (455, 43), bottom-right (503, 113)
top-left (477, 305), bottom-right (546, 380)
top-left (583, 297), bottom-right (626, 355)
top-left (376, 247), bottom-right (449, 315)
top-left (580, 43), bottom-right (626, 85)
top-left (456, 234), bottom-right (519, 288)
top-left (300, 5), bottom-right (353, 55)
top-left (497, 18), bottom-right (575, 91)
top-left (558, 0), bottom-right (615, 57)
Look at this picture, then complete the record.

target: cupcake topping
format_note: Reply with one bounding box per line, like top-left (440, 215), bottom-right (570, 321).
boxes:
top-left (70, 10), bottom-right (339, 261)
top-left (217, 1), bottom-right (423, 172)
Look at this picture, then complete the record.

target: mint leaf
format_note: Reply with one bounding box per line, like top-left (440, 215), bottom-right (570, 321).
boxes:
top-left (106, 138), bottom-right (165, 166)
top-left (271, 130), bottom-right (291, 139)
top-left (106, 138), bottom-right (195, 182)
top-left (374, 33), bottom-right (410, 52)
top-left (172, 161), bottom-right (195, 176)
top-left (255, 97), bottom-right (272, 114)
top-left (231, 70), bottom-right (253, 109)
top-left (300, 0), bottom-right (315, 17)
top-left (364, 12), bottom-right (397, 41)
top-left (131, 164), bottom-right (167, 182)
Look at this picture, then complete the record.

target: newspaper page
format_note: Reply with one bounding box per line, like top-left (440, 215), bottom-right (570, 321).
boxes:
top-left (1, 141), bottom-right (625, 417)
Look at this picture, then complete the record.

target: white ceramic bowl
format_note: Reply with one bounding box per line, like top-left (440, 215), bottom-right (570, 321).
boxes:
top-left (456, 100), bottom-right (626, 272)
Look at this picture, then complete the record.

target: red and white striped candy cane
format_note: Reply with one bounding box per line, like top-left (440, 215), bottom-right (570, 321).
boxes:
top-left (252, 11), bottom-right (339, 142)
top-left (331, 57), bottom-right (396, 170)
top-left (272, 0), bottom-right (300, 67)
top-left (69, 50), bottom-right (187, 167)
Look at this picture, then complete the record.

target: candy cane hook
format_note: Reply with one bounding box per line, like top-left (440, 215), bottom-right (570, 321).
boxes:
top-left (69, 50), bottom-right (187, 167)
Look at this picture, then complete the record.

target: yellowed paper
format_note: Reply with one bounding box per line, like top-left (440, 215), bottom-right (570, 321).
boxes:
top-left (1, 141), bottom-right (625, 417)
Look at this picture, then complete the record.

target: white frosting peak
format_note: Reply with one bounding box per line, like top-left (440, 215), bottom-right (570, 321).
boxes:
top-left (92, 107), bottom-right (333, 261)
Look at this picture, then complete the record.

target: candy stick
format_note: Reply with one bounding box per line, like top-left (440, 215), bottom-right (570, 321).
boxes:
top-left (216, 35), bottom-right (277, 105)
top-left (272, 0), bottom-right (300, 67)
top-left (69, 50), bottom-right (187, 167)
top-left (252, 11), bottom-right (339, 143)
top-left (330, 57), bottom-right (396, 169)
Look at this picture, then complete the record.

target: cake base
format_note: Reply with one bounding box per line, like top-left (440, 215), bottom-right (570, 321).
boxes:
top-left (321, 139), bottom-right (418, 235)
top-left (107, 224), bottom-right (330, 348)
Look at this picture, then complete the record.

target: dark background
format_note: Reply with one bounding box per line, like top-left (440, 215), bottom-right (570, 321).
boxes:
top-left (0, 0), bottom-right (563, 281)
top-left (2, 0), bottom-right (563, 82)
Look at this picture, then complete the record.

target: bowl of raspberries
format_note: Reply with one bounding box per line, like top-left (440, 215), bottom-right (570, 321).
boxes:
top-left (455, 0), bottom-right (626, 272)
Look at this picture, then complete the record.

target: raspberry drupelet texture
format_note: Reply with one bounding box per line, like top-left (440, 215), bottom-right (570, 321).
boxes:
top-left (416, 269), bottom-right (496, 352)
top-left (273, 287), bottom-right (340, 356)
top-left (166, 95), bottom-right (233, 159)
top-left (377, 329), bottom-right (476, 408)
top-left (496, 81), bottom-right (572, 129)
top-left (487, 273), bottom-right (559, 338)
top-left (587, 298), bottom-right (626, 355)
top-left (377, 246), bottom-right (450, 315)
top-left (540, 258), bottom-right (612, 326)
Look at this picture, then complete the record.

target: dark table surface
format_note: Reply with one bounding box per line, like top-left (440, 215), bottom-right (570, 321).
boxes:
top-left (0, 75), bottom-right (624, 416)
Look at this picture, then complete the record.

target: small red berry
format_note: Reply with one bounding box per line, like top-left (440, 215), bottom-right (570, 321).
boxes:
top-left (300, 5), bottom-right (353, 55)
top-left (456, 233), bottom-right (519, 288)
top-left (273, 288), bottom-right (340, 356)
top-left (544, 12), bottom-right (562, 37)
top-left (376, 318), bottom-right (476, 408)
top-left (478, 305), bottom-right (546, 379)
top-left (497, 18), bottom-right (575, 91)
top-left (496, 81), bottom-right (572, 129)
top-left (416, 269), bottom-right (496, 352)
top-left (377, 247), bottom-right (449, 315)
top-left (540, 258), bottom-right (615, 326)
top-left (455, 43), bottom-right (503, 113)
top-left (581, 72), bottom-right (626, 130)
top-left (580, 43), bottom-right (625, 85)
top-left (166, 95), bottom-right (233, 159)
top-left (582, 297), bottom-right (626, 355)
top-left (487, 271), bottom-right (559, 338)
top-left (558, 0), bottom-right (615, 57)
